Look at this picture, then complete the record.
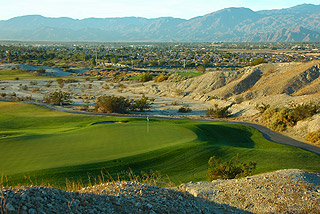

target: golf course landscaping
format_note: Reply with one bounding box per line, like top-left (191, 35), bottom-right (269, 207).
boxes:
top-left (1, 101), bottom-right (320, 188)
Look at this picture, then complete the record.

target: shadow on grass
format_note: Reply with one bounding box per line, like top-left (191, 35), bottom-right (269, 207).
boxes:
top-left (194, 124), bottom-right (255, 148)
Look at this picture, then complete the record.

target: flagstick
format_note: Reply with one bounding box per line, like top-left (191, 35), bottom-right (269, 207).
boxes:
top-left (147, 116), bottom-right (149, 133)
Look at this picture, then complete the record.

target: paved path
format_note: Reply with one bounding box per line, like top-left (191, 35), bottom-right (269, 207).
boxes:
top-left (2, 99), bottom-right (320, 155)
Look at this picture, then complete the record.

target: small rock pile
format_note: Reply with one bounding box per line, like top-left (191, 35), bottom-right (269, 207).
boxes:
top-left (177, 169), bottom-right (320, 213)
top-left (1, 182), bottom-right (247, 214)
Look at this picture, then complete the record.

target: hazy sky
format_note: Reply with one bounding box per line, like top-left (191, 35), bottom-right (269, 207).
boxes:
top-left (1, 0), bottom-right (319, 20)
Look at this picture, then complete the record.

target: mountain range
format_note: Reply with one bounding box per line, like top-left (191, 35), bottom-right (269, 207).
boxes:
top-left (0, 4), bottom-right (319, 42)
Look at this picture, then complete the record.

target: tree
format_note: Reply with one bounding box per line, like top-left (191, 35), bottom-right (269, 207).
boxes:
top-left (43, 91), bottom-right (72, 106)
top-left (6, 51), bottom-right (12, 63)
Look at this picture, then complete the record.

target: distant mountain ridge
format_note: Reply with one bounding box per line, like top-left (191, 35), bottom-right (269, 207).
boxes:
top-left (0, 3), bottom-right (319, 42)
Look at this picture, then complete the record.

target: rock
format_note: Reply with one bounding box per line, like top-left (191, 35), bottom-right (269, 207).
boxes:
top-left (28, 208), bottom-right (36, 214)
top-left (6, 203), bottom-right (15, 212)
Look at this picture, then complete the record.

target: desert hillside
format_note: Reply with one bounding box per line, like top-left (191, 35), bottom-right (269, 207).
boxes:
top-left (130, 61), bottom-right (320, 116)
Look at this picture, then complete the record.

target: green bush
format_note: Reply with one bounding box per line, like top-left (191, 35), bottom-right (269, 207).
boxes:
top-left (131, 95), bottom-right (151, 112)
top-left (248, 57), bottom-right (267, 66)
top-left (95, 95), bottom-right (131, 113)
top-left (206, 104), bottom-right (231, 118)
top-left (208, 154), bottom-right (256, 181)
top-left (140, 72), bottom-right (153, 82)
top-left (43, 91), bottom-right (72, 106)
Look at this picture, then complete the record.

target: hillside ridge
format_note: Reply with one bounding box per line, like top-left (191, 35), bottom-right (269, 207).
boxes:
top-left (0, 4), bottom-right (319, 42)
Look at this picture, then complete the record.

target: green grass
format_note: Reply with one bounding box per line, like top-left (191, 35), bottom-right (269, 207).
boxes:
top-left (177, 72), bottom-right (204, 78)
top-left (0, 70), bottom-right (50, 80)
top-left (0, 101), bottom-right (319, 188)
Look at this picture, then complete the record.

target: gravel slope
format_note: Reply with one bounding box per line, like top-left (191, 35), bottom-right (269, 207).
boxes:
top-left (177, 169), bottom-right (320, 213)
top-left (1, 169), bottom-right (319, 213)
top-left (1, 182), bottom-right (247, 214)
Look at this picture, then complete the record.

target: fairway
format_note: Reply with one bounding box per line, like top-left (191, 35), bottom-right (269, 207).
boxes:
top-left (0, 101), bottom-right (320, 187)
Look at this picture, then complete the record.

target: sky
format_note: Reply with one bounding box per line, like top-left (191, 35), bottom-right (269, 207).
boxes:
top-left (0, 0), bottom-right (319, 20)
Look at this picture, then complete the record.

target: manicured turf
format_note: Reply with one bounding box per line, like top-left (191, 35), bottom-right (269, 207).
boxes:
top-left (0, 70), bottom-right (50, 80)
top-left (177, 72), bottom-right (204, 78)
top-left (0, 101), bottom-right (319, 187)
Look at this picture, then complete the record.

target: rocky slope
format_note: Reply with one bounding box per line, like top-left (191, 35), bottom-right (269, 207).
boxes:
top-left (1, 169), bottom-right (319, 213)
top-left (178, 169), bottom-right (320, 213)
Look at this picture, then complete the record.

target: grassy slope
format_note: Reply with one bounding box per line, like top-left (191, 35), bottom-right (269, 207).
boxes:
top-left (0, 101), bottom-right (319, 187)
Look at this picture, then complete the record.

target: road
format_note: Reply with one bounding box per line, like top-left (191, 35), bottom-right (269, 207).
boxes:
top-left (2, 99), bottom-right (320, 155)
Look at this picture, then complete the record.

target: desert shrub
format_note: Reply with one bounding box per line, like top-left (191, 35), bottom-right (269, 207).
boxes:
top-left (255, 103), bottom-right (270, 113)
top-left (14, 77), bottom-right (19, 80)
top-left (206, 104), bottom-right (231, 118)
top-left (290, 102), bottom-right (320, 122)
top-left (32, 87), bottom-right (40, 92)
top-left (95, 95), bottom-right (131, 113)
top-left (64, 79), bottom-right (77, 83)
top-left (29, 80), bottom-right (37, 85)
top-left (9, 92), bottom-right (16, 97)
top-left (155, 74), bottom-right (168, 82)
top-left (261, 102), bottom-right (320, 132)
top-left (171, 101), bottom-right (181, 106)
top-left (43, 91), bottom-right (72, 106)
top-left (56, 78), bottom-right (77, 84)
top-left (21, 85), bottom-right (28, 91)
top-left (208, 154), bottom-right (257, 181)
top-left (0, 93), bottom-right (6, 97)
top-left (262, 107), bottom-right (295, 132)
top-left (248, 57), bottom-right (267, 66)
top-left (56, 78), bottom-right (64, 84)
top-left (131, 95), bottom-right (151, 112)
top-left (35, 68), bottom-right (46, 75)
top-left (178, 105), bottom-right (192, 113)
top-left (174, 89), bottom-right (184, 96)
top-left (140, 72), bottom-right (153, 82)
top-left (305, 130), bottom-right (320, 145)
top-left (196, 64), bottom-right (206, 73)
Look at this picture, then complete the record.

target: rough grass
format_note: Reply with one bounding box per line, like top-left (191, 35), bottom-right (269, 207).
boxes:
top-left (0, 101), bottom-right (319, 188)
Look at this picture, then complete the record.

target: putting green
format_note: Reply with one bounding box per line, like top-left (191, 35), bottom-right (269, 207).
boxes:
top-left (0, 123), bottom-right (196, 175)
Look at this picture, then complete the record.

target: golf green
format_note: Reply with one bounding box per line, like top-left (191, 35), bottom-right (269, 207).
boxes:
top-left (1, 101), bottom-right (319, 187)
